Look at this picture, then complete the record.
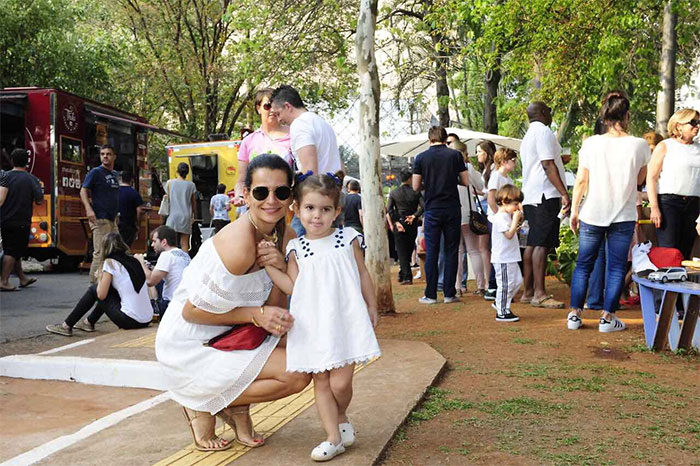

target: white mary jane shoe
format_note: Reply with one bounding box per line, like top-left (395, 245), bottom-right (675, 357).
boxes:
top-left (339, 422), bottom-right (355, 447)
top-left (310, 441), bottom-right (345, 462)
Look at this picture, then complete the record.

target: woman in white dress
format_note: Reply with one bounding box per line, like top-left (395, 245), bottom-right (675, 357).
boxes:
top-left (156, 154), bottom-right (310, 451)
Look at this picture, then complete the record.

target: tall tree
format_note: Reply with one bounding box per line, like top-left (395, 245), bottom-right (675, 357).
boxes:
top-left (656, 0), bottom-right (677, 136)
top-left (356, 0), bottom-right (395, 313)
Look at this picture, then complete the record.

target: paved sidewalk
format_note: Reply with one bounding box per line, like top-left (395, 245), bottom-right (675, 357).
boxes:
top-left (1, 328), bottom-right (445, 465)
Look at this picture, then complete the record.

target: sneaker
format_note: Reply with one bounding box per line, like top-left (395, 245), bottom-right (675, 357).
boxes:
top-left (46, 323), bottom-right (72, 336)
top-left (444, 296), bottom-right (460, 304)
top-left (418, 296), bottom-right (437, 304)
top-left (413, 271), bottom-right (422, 280)
top-left (599, 315), bottom-right (626, 333)
top-left (496, 311), bottom-right (520, 322)
top-left (74, 319), bottom-right (95, 332)
top-left (484, 289), bottom-right (497, 301)
top-left (567, 311), bottom-right (583, 330)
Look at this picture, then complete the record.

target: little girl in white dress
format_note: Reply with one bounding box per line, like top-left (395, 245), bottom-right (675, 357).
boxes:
top-left (264, 172), bottom-right (380, 462)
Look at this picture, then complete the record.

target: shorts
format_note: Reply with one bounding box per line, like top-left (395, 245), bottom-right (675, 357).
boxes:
top-left (524, 195), bottom-right (561, 248)
top-left (0, 222), bottom-right (31, 259)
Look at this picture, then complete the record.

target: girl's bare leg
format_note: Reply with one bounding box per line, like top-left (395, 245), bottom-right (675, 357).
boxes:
top-left (329, 364), bottom-right (354, 423)
top-left (312, 371), bottom-right (342, 445)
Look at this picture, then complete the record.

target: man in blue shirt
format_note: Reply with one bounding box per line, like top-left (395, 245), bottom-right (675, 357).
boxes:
top-left (118, 171), bottom-right (145, 247)
top-left (412, 126), bottom-right (469, 304)
top-left (81, 145), bottom-right (119, 283)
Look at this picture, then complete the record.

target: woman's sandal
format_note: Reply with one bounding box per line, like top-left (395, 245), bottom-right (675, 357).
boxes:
top-left (217, 405), bottom-right (265, 448)
top-left (182, 407), bottom-right (231, 452)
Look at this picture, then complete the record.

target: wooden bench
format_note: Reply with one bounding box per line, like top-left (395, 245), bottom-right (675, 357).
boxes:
top-left (633, 275), bottom-right (700, 351)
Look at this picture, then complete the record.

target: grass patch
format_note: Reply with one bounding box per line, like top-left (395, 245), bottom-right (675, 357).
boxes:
top-left (513, 363), bottom-right (554, 377)
top-left (479, 397), bottom-right (572, 418)
top-left (552, 376), bottom-right (606, 393)
top-left (512, 337), bottom-right (536, 345)
top-left (555, 436), bottom-right (580, 446)
top-left (409, 387), bottom-right (475, 424)
top-left (622, 342), bottom-right (653, 353)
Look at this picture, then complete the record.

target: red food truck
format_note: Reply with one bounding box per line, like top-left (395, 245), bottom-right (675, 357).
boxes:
top-left (0, 87), bottom-right (171, 267)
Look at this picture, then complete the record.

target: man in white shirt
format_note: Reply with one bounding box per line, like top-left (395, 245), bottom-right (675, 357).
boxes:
top-left (269, 85), bottom-right (341, 175)
top-left (135, 225), bottom-right (190, 316)
top-left (520, 102), bottom-right (570, 309)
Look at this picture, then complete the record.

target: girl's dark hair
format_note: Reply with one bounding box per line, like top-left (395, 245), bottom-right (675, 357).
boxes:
top-left (102, 232), bottom-right (130, 257)
top-left (294, 173), bottom-right (342, 207)
top-left (478, 140), bottom-right (497, 185)
top-left (244, 153), bottom-right (293, 188)
top-left (244, 154), bottom-right (293, 252)
top-left (600, 91), bottom-right (630, 131)
top-left (177, 162), bottom-right (189, 178)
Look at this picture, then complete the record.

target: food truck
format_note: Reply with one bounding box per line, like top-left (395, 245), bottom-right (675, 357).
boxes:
top-left (0, 87), bottom-right (169, 267)
top-left (165, 140), bottom-right (241, 225)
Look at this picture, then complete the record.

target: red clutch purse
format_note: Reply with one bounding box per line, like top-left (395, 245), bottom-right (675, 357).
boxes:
top-left (205, 324), bottom-right (269, 351)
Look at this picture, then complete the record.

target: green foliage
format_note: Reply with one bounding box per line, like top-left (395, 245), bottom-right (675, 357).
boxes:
top-left (547, 224), bottom-right (579, 286)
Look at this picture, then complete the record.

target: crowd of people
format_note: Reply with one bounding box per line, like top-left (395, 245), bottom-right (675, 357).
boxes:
top-left (1, 83), bottom-right (697, 462)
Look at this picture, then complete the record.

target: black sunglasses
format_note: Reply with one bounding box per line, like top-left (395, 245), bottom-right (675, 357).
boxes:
top-left (251, 185), bottom-right (292, 201)
top-left (685, 118), bottom-right (700, 127)
top-left (262, 102), bottom-right (272, 111)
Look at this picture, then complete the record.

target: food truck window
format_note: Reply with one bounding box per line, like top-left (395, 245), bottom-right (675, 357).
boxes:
top-left (189, 155), bottom-right (218, 222)
top-left (0, 99), bottom-right (25, 170)
top-left (60, 136), bottom-right (83, 165)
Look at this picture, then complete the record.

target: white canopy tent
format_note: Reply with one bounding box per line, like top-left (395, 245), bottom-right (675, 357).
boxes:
top-left (380, 127), bottom-right (522, 158)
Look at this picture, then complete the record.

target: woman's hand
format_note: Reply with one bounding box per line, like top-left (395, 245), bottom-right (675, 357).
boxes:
top-left (650, 205), bottom-right (662, 229)
top-left (368, 308), bottom-right (379, 328)
top-left (570, 211), bottom-right (580, 234)
top-left (259, 305), bottom-right (294, 336)
top-left (257, 241), bottom-right (286, 271)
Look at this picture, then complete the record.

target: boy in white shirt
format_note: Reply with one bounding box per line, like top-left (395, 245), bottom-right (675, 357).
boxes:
top-left (490, 185), bottom-right (524, 322)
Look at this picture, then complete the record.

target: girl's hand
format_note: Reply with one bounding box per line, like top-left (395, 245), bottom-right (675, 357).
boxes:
top-left (368, 308), bottom-right (379, 328)
top-left (257, 241), bottom-right (286, 271)
top-left (570, 211), bottom-right (580, 234)
top-left (650, 205), bottom-right (662, 229)
top-left (259, 305), bottom-right (294, 336)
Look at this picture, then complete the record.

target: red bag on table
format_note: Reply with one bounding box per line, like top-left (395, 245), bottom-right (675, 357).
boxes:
top-left (647, 247), bottom-right (683, 268)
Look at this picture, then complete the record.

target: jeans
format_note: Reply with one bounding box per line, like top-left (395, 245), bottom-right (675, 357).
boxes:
top-left (570, 221), bottom-right (635, 313)
top-left (65, 285), bottom-right (149, 329)
top-left (657, 194), bottom-right (699, 259)
top-left (437, 234), bottom-right (445, 290)
top-left (394, 224), bottom-right (418, 282)
top-left (585, 242), bottom-right (606, 310)
top-left (290, 214), bottom-right (306, 237)
top-left (423, 208), bottom-right (461, 299)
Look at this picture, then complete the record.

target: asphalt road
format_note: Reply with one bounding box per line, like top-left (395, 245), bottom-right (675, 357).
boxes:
top-left (0, 272), bottom-right (90, 342)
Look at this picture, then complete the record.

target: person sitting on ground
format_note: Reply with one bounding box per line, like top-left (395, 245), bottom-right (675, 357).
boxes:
top-left (46, 233), bottom-right (152, 336)
top-left (343, 180), bottom-right (363, 233)
top-left (0, 148), bottom-right (43, 291)
top-left (135, 225), bottom-right (191, 317)
top-left (490, 185), bottom-right (524, 322)
top-left (209, 183), bottom-right (231, 233)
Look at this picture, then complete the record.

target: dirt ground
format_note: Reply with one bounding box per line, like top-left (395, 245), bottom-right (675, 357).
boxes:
top-left (375, 268), bottom-right (700, 466)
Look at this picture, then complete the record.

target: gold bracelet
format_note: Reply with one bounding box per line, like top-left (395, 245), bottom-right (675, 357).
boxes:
top-left (260, 306), bottom-right (265, 316)
top-left (251, 315), bottom-right (261, 327)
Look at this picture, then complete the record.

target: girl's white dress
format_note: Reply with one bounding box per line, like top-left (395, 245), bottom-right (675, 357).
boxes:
top-left (155, 239), bottom-right (280, 414)
top-left (285, 226), bottom-right (381, 373)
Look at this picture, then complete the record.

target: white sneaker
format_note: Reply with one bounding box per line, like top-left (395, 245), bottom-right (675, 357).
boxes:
top-left (443, 296), bottom-right (460, 304)
top-left (599, 315), bottom-right (626, 333)
top-left (339, 422), bottom-right (355, 447)
top-left (413, 270), bottom-right (422, 279)
top-left (418, 296), bottom-right (437, 304)
top-left (567, 311), bottom-right (583, 330)
top-left (311, 441), bottom-right (345, 461)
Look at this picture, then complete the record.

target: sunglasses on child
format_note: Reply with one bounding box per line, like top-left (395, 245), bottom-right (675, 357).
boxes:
top-left (251, 185), bottom-right (292, 201)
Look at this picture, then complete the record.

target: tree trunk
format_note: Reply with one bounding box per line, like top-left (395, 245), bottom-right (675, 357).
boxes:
top-left (432, 33), bottom-right (450, 127)
top-left (656, 1), bottom-right (677, 137)
top-left (483, 56), bottom-right (501, 134)
top-left (356, 0), bottom-right (395, 314)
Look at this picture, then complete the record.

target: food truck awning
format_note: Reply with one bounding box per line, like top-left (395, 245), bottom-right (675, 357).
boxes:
top-left (88, 109), bottom-right (192, 140)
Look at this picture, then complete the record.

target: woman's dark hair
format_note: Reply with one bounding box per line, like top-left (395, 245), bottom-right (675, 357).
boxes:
top-left (244, 154), bottom-right (293, 189)
top-left (244, 154), bottom-right (293, 252)
top-left (254, 88), bottom-right (274, 108)
top-left (102, 232), bottom-right (130, 257)
top-left (478, 140), bottom-right (497, 185)
top-left (217, 183), bottom-right (226, 194)
top-left (176, 162), bottom-right (189, 178)
top-left (400, 168), bottom-right (412, 183)
top-left (294, 173), bottom-right (342, 207)
top-left (600, 91), bottom-right (630, 131)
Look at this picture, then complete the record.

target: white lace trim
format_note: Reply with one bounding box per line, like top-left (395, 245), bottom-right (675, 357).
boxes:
top-left (189, 272), bottom-right (273, 314)
top-left (193, 335), bottom-right (281, 414)
top-left (286, 351), bottom-right (381, 374)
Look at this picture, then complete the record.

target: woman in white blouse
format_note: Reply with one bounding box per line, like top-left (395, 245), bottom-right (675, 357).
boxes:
top-left (647, 108), bottom-right (700, 258)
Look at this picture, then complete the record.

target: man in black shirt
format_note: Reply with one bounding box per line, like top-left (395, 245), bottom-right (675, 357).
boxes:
top-left (118, 171), bottom-right (145, 247)
top-left (0, 149), bottom-right (43, 291)
top-left (387, 168), bottom-right (423, 284)
top-left (412, 126), bottom-right (469, 304)
top-left (343, 180), bottom-right (363, 233)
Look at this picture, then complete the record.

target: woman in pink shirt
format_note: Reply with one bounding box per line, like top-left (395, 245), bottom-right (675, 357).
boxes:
top-left (234, 89), bottom-right (291, 205)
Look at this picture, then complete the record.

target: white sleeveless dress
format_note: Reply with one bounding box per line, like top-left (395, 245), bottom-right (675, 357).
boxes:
top-left (155, 239), bottom-right (280, 414)
top-left (285, 226), bottom-right (381, 373)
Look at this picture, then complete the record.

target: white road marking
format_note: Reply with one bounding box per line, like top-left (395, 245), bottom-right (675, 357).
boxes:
top-left (38, 338), bottom-right (95, 355)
